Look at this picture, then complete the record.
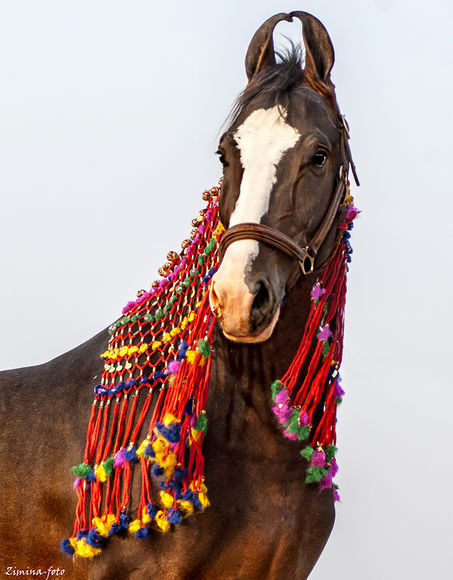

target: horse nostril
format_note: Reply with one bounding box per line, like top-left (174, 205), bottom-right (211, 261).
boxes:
top-left (251, 281), bottom-right (270, 316)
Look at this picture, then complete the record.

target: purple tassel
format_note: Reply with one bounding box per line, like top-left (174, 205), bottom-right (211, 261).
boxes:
top-left (333, 382), bottom-right (345, 398)
top-left (329, 458), bottom-right (338, 477)
top-left (318, 473), bottom-right (333, 491)
top-left (333, 489), bottom-right (341, 502)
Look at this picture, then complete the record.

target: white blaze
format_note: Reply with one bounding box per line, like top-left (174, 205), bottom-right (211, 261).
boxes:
top-left (223, 106), bottom-right (301, 281)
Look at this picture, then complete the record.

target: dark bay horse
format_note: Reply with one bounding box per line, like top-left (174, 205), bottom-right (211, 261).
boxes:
top-left (0, 11), bottom-right (357, 579)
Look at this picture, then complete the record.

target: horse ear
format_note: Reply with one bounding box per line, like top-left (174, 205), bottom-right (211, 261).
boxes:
top-left (245, 13), bottom-right (293, 81)
top-left (290, 11), bottom-right (335, 87)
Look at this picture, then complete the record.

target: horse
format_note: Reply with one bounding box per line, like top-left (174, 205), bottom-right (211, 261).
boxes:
top-left (0, 11), bottom-right (358, 580)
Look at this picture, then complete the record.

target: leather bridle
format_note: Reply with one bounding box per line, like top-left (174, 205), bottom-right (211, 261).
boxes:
top-left (219, 115), bottom-right (359, 278)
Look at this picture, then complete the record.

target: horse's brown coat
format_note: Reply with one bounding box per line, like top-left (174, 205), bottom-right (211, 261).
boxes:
top-left (0, 12), bottom-right (354, 579)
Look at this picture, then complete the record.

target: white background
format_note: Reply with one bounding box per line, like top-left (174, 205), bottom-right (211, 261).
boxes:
top-left (1, 1), bottom-right (452, 578)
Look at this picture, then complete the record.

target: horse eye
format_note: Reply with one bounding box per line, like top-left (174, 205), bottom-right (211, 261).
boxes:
top-left (216, 149), bottom-right (227, 167)
top-left (312, 151), bottom-right (328, 167)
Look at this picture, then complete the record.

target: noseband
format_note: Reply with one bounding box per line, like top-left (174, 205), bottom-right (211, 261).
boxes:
top-left (219, 115), bottom-right (359, 277)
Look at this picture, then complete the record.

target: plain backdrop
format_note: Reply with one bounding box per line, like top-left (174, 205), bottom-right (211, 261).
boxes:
top-left (1, 1), bottom-right (452, 579)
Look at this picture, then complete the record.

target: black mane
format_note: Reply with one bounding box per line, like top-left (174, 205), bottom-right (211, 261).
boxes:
top-left (227, 44), bottom-right (304, 128)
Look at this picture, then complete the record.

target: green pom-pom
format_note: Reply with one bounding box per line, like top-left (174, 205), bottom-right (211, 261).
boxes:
top-left (115, 320), bottom-right (122, 329)
top-left (72, 463), bottom-right (92, 478)
top-left (271, 380), bottom-right (285, 400)
top-left (300, 446), bottom-right (314, 461)
top-left (198, 340), bottom-right (211, 358)
top-left (195, 412), bottom-right (208, 433)
top-left (122, 316), bottom-right (130, 325)
top-left (176, 284), bottom-right (184, 294)
top-left (305, 465), bottom-right (328, 484)
top-left (184, 278), bottom-right (191, 288)
top-left (322, 342), bottom-right (331, 358)
top-left (285, 409), bottom-right (300, 434)
top-left (189, 268), bottom-right (197, 278)
top-left (298, 425), bottom-right (311, 441)
top-left (325, 445), bottom-right (337, 462)
top-left (102, 458), bottom-right (115, 477)
top-left (198, 255), bottom-right (205, 265)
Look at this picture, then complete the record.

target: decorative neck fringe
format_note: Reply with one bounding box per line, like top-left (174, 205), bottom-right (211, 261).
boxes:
top-left (61, 181), bottom-right (358, 559)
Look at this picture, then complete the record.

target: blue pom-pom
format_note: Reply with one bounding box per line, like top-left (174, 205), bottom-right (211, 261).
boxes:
top-left (147, 502), bottom-right (158, 519)
top-left (167, 509), bottom-right (182, 525)
top-left (139, 377), bottom-right (151, 386)
top-left (153, 370), bottom-right (166, 381)
top-left (76, 530), bottom-right (88, 541)
top-left (173, 466), bottom-right (187, 483)
top-left (183, 397), bottom-right (193, 415)
top-left (135, 527), bottom-right (150, 540)
top-left (85, 529), bottom-right (107, 548)
top-left (178, 340), bottom-right (189, 361)
top-left (117, 381), bottom-right (126, 393)
top-left (190, 493), bottom-right (202, 511)
top-left (109, 523), bottom-right (121, 536)
top-left (86, 470), bottom-right (96, 483)
top-left (155, 423), bottom-right (181, 443)
top-left (144, 444), bottom-right (155, 458)
top-left (152, 464), bottom-right (164, 477)
top-left (182, 489), bottom-right (193, 501)
top-left (60, 538), bottom-right (75, 556)
top-left (125, 446), bottom-right (138, 463)
top-left (127, 378), bottom-right (137, 388)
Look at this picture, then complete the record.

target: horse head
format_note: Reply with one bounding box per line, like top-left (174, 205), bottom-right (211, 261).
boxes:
top-left (210, 11), bottom-right (356, 343)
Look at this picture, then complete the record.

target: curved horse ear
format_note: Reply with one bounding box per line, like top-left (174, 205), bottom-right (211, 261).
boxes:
top-left (290, 11), bottom-right (335, 95)
top-left (245, 13), bottom-right (293, 81)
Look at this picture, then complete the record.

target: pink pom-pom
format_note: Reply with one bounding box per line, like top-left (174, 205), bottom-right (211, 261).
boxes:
top-left (300, 412), bottom-right (309, 426)
top-left (329, 457), bottom-right (338, 477)
top-left (333, 489), bottom-right (341, 502)
top-left (283, 428), bottom-right (298, 441)
top-left (73, 477), bottom-right (82, 489)
top-left (189, 414), bottom-right (196, 428)
top-left (167, 361), bottom-right (181, 375)
top-left (346, 205), bottom-right (360, 222)
top-left (311, 449), bottom-right (326, 466)
top-left (272, 404), bottom-right (291, 424)
top-left (122, 301), bottom-right (136, 314)
top-left (275, 389), bottom-right (288, 405)
top-left (199, 225), bottom-right (206, 233)
top-left (318, 474), bottom-right (333, 491)
top-left (114, 448), bottom-right (126, 470)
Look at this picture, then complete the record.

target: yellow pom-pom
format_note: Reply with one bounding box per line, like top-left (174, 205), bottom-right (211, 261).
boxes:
top-left (94, 464), bottom-right (107, 483)
top-left (170, 327), bottom-right (180, 337)
top-left (92, 514), bottom-right (116, 537)
top-left (180, 318), bottom-right (188, 330)
top-left (119, 346), bottom-right (129, 357)
top-left (138, 343), bottom-right (148, 354)
top-left (128, 519), bottom-right (142, 535)
top-left (163, 413), bottom-right (178, 427)
top-left (190, 428), bottom-right (201, 443)
top-left (161, 453), bottom-right (177, 478)
top-left (163, 332), bottom-right (171, 342)
top-left (198, 492), bottom-right (210, 509)
top-left (128, 345), bottom-right (139, 355)
top-left (137, 439), bottom-right (149, 458)
top-left (75, 539), bottom-right (102, 559)
top-left (152, 437), bottom-right (168, 454)
top-left (160, 491), bottom-right (174, 509)
top-left (69, 537), bottom-right (77, 550)
top-left (155, 510), bottom-right (171, 533)
top-left (188, 312), bottom-right (195, 322)
top-left (178, 500), bottom-right (194, 516)
top-left (152, 341), bottom-right (162, 350)
top-left (142, 507), bottom-right (152, 525)
top-left (186, 350), bottom-right (197, 364)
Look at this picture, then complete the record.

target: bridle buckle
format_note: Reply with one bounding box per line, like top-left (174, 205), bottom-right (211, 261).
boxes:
top-left (299, 247), bottom-right (315, 276)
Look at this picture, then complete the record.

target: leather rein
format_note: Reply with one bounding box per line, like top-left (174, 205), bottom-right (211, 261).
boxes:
top-left (219, 115), bottom-right (359, 277)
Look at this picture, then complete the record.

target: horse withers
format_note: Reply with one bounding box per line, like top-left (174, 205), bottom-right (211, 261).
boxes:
top-left (0, 11), bottom-right (358, 580)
